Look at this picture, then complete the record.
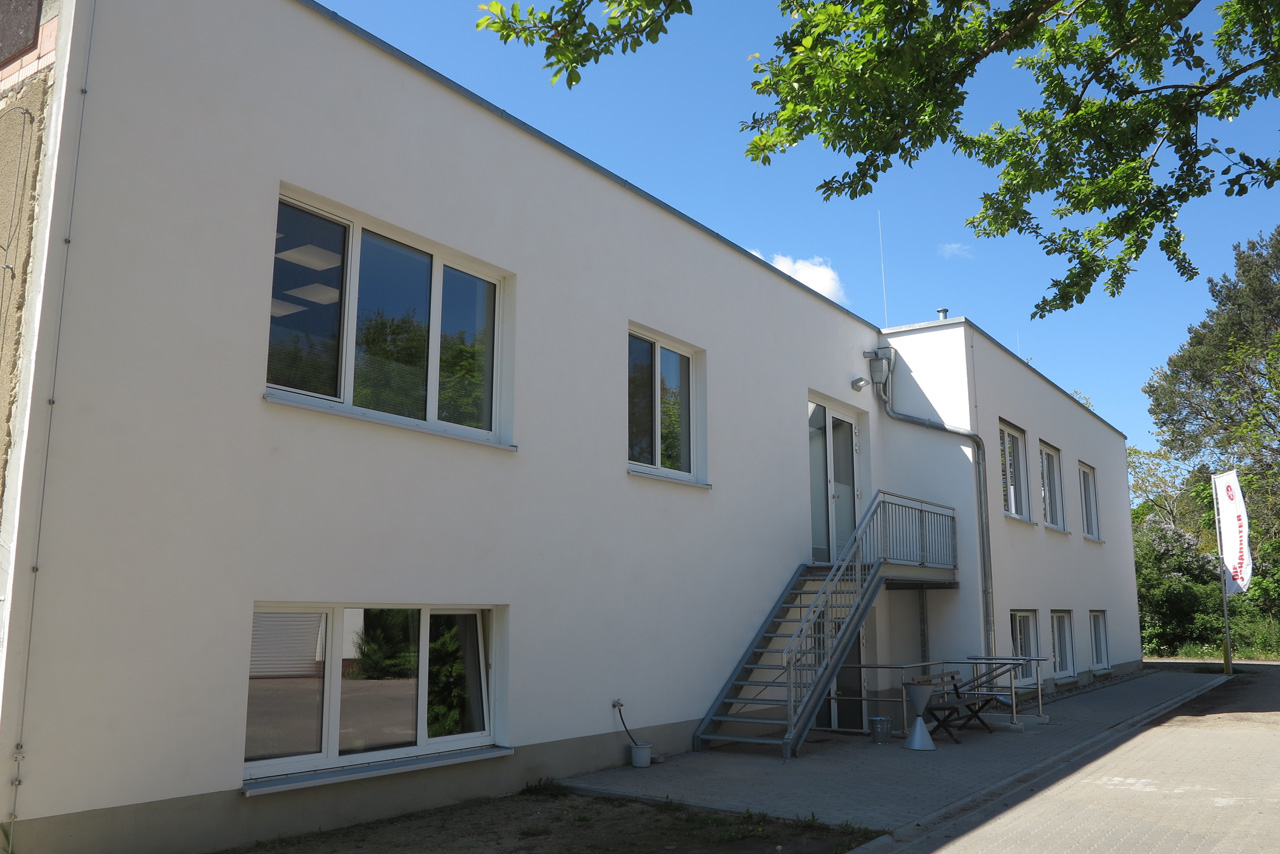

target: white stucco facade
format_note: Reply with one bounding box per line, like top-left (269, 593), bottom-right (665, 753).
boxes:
top-left (0, 2), bottom-right (1139, 851)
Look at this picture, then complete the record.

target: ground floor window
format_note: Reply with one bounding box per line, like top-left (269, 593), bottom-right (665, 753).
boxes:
top-left (245, 605), bottom-right (492, 774)
top-left (1010, 610), bottom-right (1038, 681)
top-left (1090, 611), bottom-right (1109, 669)
top-left (1050, 611), bottom-right (1074, 677)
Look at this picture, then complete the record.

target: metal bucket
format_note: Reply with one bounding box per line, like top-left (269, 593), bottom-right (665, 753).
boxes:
top-left (869, 716), bottom-right (891, 745)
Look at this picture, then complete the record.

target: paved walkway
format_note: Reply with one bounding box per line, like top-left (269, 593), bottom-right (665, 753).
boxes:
top-left (883, 662), bottom-right (1280, 853)
top-left (565, 665), bottom-right (1237, 846)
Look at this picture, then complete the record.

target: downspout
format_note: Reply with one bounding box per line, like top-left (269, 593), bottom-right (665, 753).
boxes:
top-left (865, 346), bottom-right (996, 657)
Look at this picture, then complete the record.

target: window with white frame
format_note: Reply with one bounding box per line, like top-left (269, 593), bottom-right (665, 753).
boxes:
top-left (1010, 610), bottom-right (1038, 681)
top-left (1040, 443), bottom-right (1065, 529)
top-left (1090, 611), bottom-right (1109, 669)
top-left (999, 422), bottom-right (1029, 519)
top-left (245, 606), bottom-right (493, 775)
top-left (267, 198), bottom-right (503, 438)
top-left (627, 328), bottom-right (703, 481)
top-left (1079, 462), bottom-right (1100, 539)
top-left (1050, 611), bottom-right (1074, 677)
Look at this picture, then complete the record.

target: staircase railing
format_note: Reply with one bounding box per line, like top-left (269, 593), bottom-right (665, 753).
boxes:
top-left (780, 491), bottom-right (956, 754)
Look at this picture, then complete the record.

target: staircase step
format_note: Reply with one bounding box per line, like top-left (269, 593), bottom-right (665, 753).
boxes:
top-left (724, 697), bottom-right (788, 706)
top-left (734, 679), bottom-right (786, 687)
top-left (712, 714), bottom-right (786, 725)
top-left (698, 733), bottom-right (788, 745)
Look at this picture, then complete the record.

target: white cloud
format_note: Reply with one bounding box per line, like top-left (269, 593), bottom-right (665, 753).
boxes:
top-left (767, 254), bottom-right (848, 304)
top-left (939, 242), bottom-right (973, 260)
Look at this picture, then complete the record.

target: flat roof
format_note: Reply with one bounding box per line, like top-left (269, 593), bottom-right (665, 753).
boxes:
top-left (883, 317), bottom-right (1128, 439)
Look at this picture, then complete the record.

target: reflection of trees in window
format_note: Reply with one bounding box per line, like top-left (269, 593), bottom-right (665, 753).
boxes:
top-left (628, 335), bottom-right (655, 465)
top-left (355, 310), bottom-right (429, 420)
top-left (268, 333), bottom-right (340, 397)
top-left (353, 609), bottom-right (420, 680)
top-left (438, 330), bottom-right (492, 430)
top-left (660, 377), bottom-right (689, 472)
top-left (428, 614), bottom-right (485, 737)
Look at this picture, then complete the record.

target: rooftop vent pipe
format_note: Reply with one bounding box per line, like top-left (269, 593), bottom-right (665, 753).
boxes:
top-left (864, 345), bottom-right (996, 657)
top-left (937, 308), bottom-right (949, 320)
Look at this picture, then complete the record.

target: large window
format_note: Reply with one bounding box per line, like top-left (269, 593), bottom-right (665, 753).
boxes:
top-left (999, 423), bottom-right (1029, 519)
top-left (1010, 610), bottom-right (1038, 682)
top-left (268, 199), bottom-right (500, 436)
top-left (245, 606), bottom-right (492, 775)
top-left (1079, 462), bottom-right (1100, 539)
top-left (628, 329), bottom-right (701, 481)
top-left (1040, 443), bottom-right (1065, 530)
top-left (1090, 611), bottom-right (1109, 669)
top-left (1050, 611), bottom-right (1075, 677)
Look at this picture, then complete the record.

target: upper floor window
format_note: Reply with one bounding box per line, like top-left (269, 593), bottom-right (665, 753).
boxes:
top-left (1040, 442), bottom-right (1065, 529)
top-left (267, 199), bottom-right (501, 437)
top-left (1079, 462), bottom-right (1100, 539)
top-left (999, 422), bottom-right (1029, 519)
top-left (627, 328), bottom-right (704, 483)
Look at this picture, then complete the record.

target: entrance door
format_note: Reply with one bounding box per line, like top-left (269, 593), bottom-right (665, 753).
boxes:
top-left (808, 402), bottom-right (858, 563)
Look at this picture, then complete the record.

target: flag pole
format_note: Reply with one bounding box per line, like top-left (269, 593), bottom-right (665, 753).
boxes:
top-left (1212, 479), bottom-right (1233, 675)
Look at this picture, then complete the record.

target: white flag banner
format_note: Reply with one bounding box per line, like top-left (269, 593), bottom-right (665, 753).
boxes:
top-left (1212, 470), bottom-right (1253, 595)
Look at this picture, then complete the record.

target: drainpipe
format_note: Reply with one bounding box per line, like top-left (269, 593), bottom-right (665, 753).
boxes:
top-left (865, 346), bottom-right (996, 657)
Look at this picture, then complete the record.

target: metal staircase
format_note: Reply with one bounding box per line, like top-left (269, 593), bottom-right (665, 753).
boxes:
top-left (694, 491), bottom-right (957, 758)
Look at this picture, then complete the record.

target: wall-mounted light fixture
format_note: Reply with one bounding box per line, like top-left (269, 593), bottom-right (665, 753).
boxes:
top-left (851, 376), bottom-right (871, 392)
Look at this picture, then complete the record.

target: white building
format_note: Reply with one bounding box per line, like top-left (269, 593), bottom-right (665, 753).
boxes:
top-left (0, 2), bottom-right (1139, 852)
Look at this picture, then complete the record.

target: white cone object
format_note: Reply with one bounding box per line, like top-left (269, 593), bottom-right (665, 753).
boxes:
top-left (903, 681), bottom-right (936, 751)
top-left (904, 715), bottom-right (935, 751)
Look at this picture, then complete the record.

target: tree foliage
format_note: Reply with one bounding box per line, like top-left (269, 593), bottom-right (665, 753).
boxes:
top-left (353, 609), bottom-right (420, 680)
top-left (1144, 225), bottom-right (1280, 463)
top-left (1133, 516), bottom-right (1225, 654)
top-left (479, 1), bottom-right (1280, 316)
top-left (1132, 226), bottom-right (1280, 655)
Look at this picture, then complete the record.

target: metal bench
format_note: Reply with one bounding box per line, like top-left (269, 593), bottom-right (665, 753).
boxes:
top-left (910, 670), bottom-right (996, 743)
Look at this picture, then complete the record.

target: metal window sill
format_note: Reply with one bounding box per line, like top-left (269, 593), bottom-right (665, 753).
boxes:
top-left (627, 466), bottom-right (712, 489)
top-left (263, 390), bottom-right (516, 451)
top-left (242, 745), bottom-right (514, 796)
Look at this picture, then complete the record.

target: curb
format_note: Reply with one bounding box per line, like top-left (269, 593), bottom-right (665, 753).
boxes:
top-left (853, 673), bottom-right (1231, 851)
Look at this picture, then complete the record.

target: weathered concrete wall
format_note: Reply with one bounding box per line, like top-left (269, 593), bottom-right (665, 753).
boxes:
top-left (0, 69), bottom-right (49, 526)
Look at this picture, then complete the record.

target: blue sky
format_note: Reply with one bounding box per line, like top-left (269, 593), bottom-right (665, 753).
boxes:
top-left (322, 1), bottom-right (1278, 453)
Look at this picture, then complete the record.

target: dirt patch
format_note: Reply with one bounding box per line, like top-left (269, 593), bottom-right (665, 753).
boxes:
top-left (220, 783), bottom-right (883, 854)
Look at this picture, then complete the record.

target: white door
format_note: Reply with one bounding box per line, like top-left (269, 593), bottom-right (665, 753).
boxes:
top-left (808, 402), bottom-right (858, 563)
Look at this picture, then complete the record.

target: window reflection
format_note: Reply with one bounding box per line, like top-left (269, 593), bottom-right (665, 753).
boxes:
top-left (354, 233), bottom-right (432, 420)
top-left (628, 335), bottom-right (655, 465)
top-left (659, 348), bottom-right (690, 472)
top-left (428, 614), bottom-right (486, 737)
top-left (268, 203), bottom-right (346, 396)
top-left (340, 608), bottom-right (420, 755)
top-left (438, 267), bottom-right (496, 430)
top-left (245, 612), bottom-right (327, 761)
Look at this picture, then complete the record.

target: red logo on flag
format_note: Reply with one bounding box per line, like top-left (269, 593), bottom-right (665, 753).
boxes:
top-left (1227, 485), bottom-right (1236, 501)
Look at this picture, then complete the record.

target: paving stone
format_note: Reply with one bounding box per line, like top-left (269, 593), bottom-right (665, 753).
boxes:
top-left (565, 667), bottom-right (1229, 841)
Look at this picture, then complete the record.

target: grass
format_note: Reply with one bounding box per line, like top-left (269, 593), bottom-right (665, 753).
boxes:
top-left (520, 778), bottom-right (571, 798)
top-left (1172, 642), bottom-right (1280, 661)
top-left (219, 787), bottom-right (885, 854)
